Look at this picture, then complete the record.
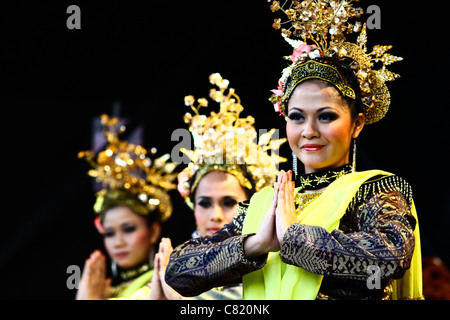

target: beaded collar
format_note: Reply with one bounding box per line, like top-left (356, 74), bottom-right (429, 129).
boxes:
top-left (119, 262), bottom-right (151, 282)
top-left (298, 164), bottom-right (353, 191)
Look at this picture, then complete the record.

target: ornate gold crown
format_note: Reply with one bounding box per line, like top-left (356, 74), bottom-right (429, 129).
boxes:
top-left (78, 114), bottom-right (178, 222)
top-left (268, 0), bottom-right (402, 124)
top-left (178, 73), bottom-right (287, 208)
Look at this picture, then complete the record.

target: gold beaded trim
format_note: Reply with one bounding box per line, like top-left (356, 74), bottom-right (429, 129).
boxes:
top-left (294, 191), bottom-right (323, 222)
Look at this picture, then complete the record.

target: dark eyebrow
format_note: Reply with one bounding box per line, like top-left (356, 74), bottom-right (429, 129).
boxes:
top-left (288, 107), bottom-right (332, 113)
top-left (197, 195), bottom-right (238, 201)
top-left (103, 226), bottom-right (115, 233)
top-left (120, 221), bottom-right (135, 227)
top-left (103, 221), bottom-right (135, 231)
top-left (223, 195), bottom-right (238, 200)
top-left (196, 196), bottom-right (211, 201)
top-left (288, 107), bottom-right (303, 113)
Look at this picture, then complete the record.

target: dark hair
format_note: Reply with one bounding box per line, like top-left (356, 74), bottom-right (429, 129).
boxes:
top-left (103, 204), bottom-right (161, 227)
top-left (188, 164), bottom-right (256, 207)
top-left (319, 56), bottom-right (364, 118)
top-left (286, 56), bottom-right (364, 120)
top-left (99, 190), bottom-right (161, 227)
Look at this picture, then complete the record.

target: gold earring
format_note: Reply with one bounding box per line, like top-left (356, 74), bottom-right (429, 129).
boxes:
top-left (352, 140), bottom-right (357, 173)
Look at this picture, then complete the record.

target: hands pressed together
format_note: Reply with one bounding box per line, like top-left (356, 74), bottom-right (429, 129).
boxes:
top-left (76, 250), bottom-right (112, 300)
top-left (148, 237), bottom-right (182, 300)
top-left (76, 170), bottom-right (296, 300)
top-left (150, 170), bottom-right (297, 298)
top-left (244, 170), bottom-right (297, 259)
top-left (150, 171), bottom-right (297, 298)
top-left (76, 239), bottom-right (181, 300)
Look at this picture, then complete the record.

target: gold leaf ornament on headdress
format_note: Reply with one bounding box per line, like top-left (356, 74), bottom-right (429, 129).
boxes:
top-left (268, 0), bottom-right (402, 124)
top-left (178, 73), bottom-right (287, 208)
top-left (78, 114), bottom-right (178, 222)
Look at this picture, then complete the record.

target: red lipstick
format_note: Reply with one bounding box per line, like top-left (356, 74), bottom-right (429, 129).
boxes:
top-left (114, 252), bottom-right (129, 259)
top-left (207, 227), bottom-right (221, 235)
top-left (301, 144), bottom-right (324, 151)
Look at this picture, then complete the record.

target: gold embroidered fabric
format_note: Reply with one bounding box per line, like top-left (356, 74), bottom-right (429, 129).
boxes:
top-left (294, 191), bottom-right (323, 221)
top-left (165, 174), bottom-right (418, 300)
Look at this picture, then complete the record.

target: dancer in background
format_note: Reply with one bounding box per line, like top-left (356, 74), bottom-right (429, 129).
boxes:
top-left (76, 114), bottom-right (178, 300)
top-left (149, 73), bottom-right (287, 300)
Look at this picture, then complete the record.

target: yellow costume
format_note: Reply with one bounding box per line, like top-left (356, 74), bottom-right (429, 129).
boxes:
top-left (242, 170), bottom-right (422, 299)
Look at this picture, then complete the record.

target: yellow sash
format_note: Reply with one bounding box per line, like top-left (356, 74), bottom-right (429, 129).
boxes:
top-left (110, 269), bottom-right (154, 300)
top-left (242, 170), bottom-right (423, 300)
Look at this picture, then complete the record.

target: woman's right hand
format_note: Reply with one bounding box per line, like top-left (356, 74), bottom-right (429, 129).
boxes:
top-left (75, 250), bottom-right (112, 300)
top-left (243, 172), bottom-right (285, 258)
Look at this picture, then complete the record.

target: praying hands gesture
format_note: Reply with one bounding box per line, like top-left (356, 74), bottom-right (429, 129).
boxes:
top-left (244, 170), bottom-right (297, 258)
top-left (75, 250), bottom-right (112, 300)
top-left (148, 238), bottom-right (182, 300)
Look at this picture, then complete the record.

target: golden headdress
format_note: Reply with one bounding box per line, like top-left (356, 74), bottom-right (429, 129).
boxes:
top-left (78, 114), bottom-right (178, 223)
top-left (178, 73), bottom-right (287, 208)
top-left (268, 0), bottom-right (402, 124)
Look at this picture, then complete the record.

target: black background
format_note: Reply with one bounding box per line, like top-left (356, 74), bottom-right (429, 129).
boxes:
top-left (1, 1), bottom-right (449, 299)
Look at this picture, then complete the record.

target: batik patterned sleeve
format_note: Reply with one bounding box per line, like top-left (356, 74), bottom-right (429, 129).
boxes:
top-left (280, 175), bottom-right (417, 281)
top-left (165, 201), bottom-right (267, 297)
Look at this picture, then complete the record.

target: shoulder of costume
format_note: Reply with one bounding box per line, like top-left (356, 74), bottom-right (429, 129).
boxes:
top-left (237, 199), bottom-right (250, 214)
top-left (355, 170), bottom-right (413, 207)
top-left (250, 186), bottom-right (274, 201)
top-left (239, 186), bottom-right (275, 212)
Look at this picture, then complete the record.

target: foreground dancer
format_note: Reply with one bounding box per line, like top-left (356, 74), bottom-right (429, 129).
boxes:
top-left (165, 1), bottom-right (423, 300)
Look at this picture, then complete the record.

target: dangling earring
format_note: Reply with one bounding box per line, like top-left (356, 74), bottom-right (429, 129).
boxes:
top-left (352, 139), bottom-right (357, 173)
top-left (111, 260), bottom-right (118, 279)
top-left (292, 151), bottom-right (298, 179)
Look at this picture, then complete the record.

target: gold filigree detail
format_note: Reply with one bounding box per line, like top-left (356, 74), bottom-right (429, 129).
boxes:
top-left (78, 114), bottom-right (178, 221)
top-left (295, 191), bottom-right (323, 220)
top-left (179, 73), bottom-right (287, 204)
top-left (268, 1), bottom-right (402, 124)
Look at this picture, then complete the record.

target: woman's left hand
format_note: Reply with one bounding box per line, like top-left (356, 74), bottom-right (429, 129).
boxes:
top-left (275, 170), bottom-right (297, 245)
top-left (149, 238), bottom-right (182, 300)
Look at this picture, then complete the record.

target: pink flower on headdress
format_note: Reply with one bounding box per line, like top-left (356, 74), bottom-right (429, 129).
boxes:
top-left (291, 44), bottom-right (316, 62)
top-left (271, 89), bottom-right (284, 96)
top-left (177, 169), bottom-right (191, 197)
top-left (93, 216), bottom-right (105, 234)
top-left (270, 81), bottom-right (284, 114)
top-left (273, 100), bottom-right (282, 114)
top-left (270, 81), bottom-right (284, 97)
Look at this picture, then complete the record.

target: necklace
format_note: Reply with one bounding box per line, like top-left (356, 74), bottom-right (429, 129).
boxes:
top-left (119, 263), bottom-right (150, 281)
top-left (294, 164), bottom-right (353, 219)
top-left (298, 163), bottom-right (353, 191)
